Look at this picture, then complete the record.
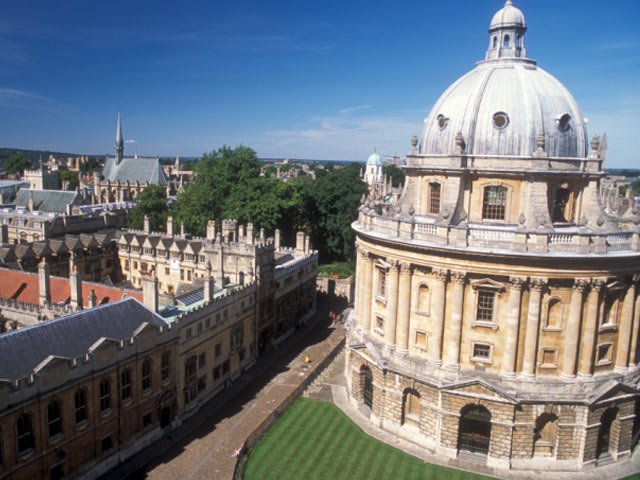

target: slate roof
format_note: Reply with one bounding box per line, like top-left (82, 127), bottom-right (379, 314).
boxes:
top-left (0, 298), bottom-right (167, 382)
top-left (102, 156), bottom-right (167, 184)
top-left (14, 189), bottom-right (78, 214)
top-left (0, 268), bottom-right (143, 306)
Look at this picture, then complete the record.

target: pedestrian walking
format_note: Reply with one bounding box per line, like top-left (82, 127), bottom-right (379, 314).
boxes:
top-left (225, 374), bottom-right (233, 389)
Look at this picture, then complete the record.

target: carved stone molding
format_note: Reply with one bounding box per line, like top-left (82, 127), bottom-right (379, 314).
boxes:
top-left (433, 268), bottom-right (449, 282)
top-left (591, 279), bottom-right (605, 291)
top-left (530, 278), bottom-right (546, 291)
top-left (451, 271), bottom-right (466, 284)
top-left (388, 259), bottom-right (400, 271)
top-left (509, 276), bottom-right (525, 290)
top-left (572, 279), bottom-right (589, 292)
top-left (399, 261), bottom-right (412, 274)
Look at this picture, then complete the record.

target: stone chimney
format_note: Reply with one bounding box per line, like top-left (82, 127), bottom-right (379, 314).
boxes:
top-left (206, 220), bottom-right (216, 241)
top-left (142, 276), bottom-right (159, 312)
top-left (204, 261), bottom-right (214, 302)
top-left (143, 215), bottom-right (150, 233)
top-left (304, 234), bottom-right (310, 255)
top-left (246, 223), bottom-right (254, 244)
top-left (180, 222), bottom-right (185, 236)
top-left (38, 258), bottom-right (51, 307)
top-left (88, 289), bottom-right (97, 308)
top-left (70, 264), bottom-right (83, 311)
top-left (166, 216), bottom-right (174, 236)
top-left (238, 224), bottom-right (245, 243)
top-left (295, 231), bottom-right (305, 255)
top-left (28, 191), bottom-right (34, 212)
top-left (274, 229), bottom-right (281, 250)
top-left (259, 228), bottom-right (265, 243)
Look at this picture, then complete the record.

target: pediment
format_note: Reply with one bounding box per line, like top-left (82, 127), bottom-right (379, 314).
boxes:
top-left (590, 381), bottom-right (637, 405)
top-left (442, 379), bottom-right (517, 404)
top-left (470, 278), bottom-right (505, 291)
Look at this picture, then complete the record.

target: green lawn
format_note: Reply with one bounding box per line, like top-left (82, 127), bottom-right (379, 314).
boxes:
top-left (243, 398), bottom-right (494, 480)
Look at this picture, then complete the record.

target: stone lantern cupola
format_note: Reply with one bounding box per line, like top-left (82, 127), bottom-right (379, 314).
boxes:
top-left (485, 0), bottom-right (527, 60)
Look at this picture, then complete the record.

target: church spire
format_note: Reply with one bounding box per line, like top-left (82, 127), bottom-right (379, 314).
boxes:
top-left (115, 113), bottom-right (124, 165)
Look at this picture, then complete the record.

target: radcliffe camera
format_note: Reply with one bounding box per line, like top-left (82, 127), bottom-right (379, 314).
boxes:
top-left (0, 1), bottom-right (638, 479)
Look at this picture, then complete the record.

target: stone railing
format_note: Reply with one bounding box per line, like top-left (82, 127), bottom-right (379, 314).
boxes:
top-left (356, 211), bottom-right (640, 256)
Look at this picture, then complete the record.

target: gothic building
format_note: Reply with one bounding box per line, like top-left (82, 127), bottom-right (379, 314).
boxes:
top-left (347, 1), bottom-right (640, 472)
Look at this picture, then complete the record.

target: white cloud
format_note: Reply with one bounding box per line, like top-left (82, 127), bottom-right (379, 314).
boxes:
top-left (125, 139), bottom-right (137, 144)
top-left (338, 105), bottom-right (373, 115)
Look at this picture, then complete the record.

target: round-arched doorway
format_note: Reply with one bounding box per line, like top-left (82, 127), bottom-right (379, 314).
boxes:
top-left (458, 405), bottom-right (492, 455)
top-left (360, 366), bottom-right (373, 409)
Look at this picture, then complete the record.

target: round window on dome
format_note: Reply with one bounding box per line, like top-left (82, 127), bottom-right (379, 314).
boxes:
top-left (558, 114), bottom-right (571, 132)
top-left (493, 112), bottom-right (509, 129)
top-left (437, 114), bottom-right (448, 130)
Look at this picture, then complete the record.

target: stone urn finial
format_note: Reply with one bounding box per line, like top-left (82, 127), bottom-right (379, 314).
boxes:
top-left (591, 134), bottom-right (600, 154)
top-left (454, 131), bottom-right (465, 153)
top-left (536, 133), bottom-right (545, 152)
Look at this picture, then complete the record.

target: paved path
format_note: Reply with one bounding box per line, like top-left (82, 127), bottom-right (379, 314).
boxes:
top-left (102, 299), bottom-right (348, 480)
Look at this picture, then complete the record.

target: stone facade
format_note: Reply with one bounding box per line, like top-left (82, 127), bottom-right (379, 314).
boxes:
top-left (345, 1), bottom-right (640, 474)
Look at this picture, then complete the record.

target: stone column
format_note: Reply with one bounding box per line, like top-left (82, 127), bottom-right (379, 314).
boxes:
top-left (501, 276), bottom-right (524, 377)
top-left (629, 282), bottom-right (640, 366)
top-left (615, 279), bottom-right (638, 371)
top-left (429, 269), bottom-right (448, 365)
top-left (444, 271), bottom-right (466, 369)
top-left (360, 251), bottom-right (373, 332)
top-left (395, 261), bottom-right (412, 353)
top-left (578, 280), bottom-right (604, 377)
top-left (520, 278), bottom-right (545, 379)
top-left (561, 279), bottom-right (588, 378)
top-left (384, 261), bottom-right (400, 350)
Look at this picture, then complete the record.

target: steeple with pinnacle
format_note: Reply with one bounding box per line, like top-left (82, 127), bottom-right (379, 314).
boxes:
top-left (115, 113), bottom-right (124, 165)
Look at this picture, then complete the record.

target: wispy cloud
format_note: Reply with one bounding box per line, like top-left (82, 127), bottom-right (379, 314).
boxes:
top-left (0, 87), bottom-right (69, 114)
top-left (125, 139), bottom-right (137, 144)
top-left (0, 88), bottom-right (55, 103)
top-left (338, 105), bottom-right (372, 114)
top-left (594, 40), bottom-right (640, 52)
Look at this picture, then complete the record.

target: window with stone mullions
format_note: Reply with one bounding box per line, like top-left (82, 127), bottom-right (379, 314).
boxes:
top-left (482, 186), bottom-right (507, 220)
top-left (429, 183), bottom-right (441, 214)
top-left (477, 291), bottom-right (495, 322)
top-left (378, 268), bottom-right (386, 298)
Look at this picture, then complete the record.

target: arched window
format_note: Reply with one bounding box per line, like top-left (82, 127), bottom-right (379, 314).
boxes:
top-left (74, 389), bottom-right (87, 425)
top-left (482, 186), bottom-right (507, 220)
top-left (534, 413), bottom-right (558, 456)
top-left (121, 368), bottom-right (132, 401)
top-left (546, 298), bottom-right (562, 329)
top-left (16, 413), bottom-right (35, 454)
top-left (552, 187), bottom-right (571, 223)
top-left (360, 366), bottom-right (374, 409)
top-left (603, 294), bottom-right (620, 326)
top-left (142, 359), bottom-right (152, 391)
top-left (493, 36), bottom-right (497, 48)
top-left (417, 285), bottom-right (430, 313)
top-left (47, 400), bottom-right (62, 439)
top-left (516, 35), bottom-right (521, 47)
top-left (504, 35), bottom-right (510, 47)
top-left (428, 183), bottom-right (441, 214)
top-left (99, 378), bottom-right (111, 412)
top-left (161, 351), bottom-right (170, 381)
top-left (597, 408), bottom-right (619, 458)
top-left (403, 389), bottom-right (421, 427)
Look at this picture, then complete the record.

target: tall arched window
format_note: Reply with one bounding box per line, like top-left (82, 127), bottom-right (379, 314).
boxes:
top-left (121, 368), bottom-right (132, 401)
top-left (48, 400), bottom-right (62, 439)
top-left (428, 183), bottom-right (441, 214)
top-left (493, 36), bottom-right (497, 48)
top-left (161, 351), bottom-right (170, 381)
top-left (482, 186), bottom-right (507, 220)
top-left (16, 413), bottom-right (34, 454)
top-left (74, 389), bottom-right (87, 425)
top-left (142, 359), bottom-right (152, 392)
top-left (534, 413), bottom-right (558, 456)
top-left (99, 378), bottom-right (111, 412)
top-left (504, 35), bottom-right (510, 47)
top-left (417, 285), bottom-right (430, 313)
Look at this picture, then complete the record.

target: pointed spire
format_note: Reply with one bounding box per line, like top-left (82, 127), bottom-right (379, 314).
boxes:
top-left (115, 113), bottom-right (124, 165)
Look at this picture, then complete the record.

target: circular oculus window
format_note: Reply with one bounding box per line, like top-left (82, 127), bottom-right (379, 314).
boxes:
top-left (437, 114), bottom-right (448, 130)
top-left (558, 113), bottom-right (571, 132)
top-left (493, 112), bottom-right (509, 129)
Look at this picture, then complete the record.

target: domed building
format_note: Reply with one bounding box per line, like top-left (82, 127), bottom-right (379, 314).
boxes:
top-left (364, 151), bottom-right (384, 187)
top-left (346, 0), bottom-right (640, 472)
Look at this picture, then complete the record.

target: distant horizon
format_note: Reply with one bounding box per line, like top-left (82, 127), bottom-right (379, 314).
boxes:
top-left (1, 0), bottom-right (638, 167)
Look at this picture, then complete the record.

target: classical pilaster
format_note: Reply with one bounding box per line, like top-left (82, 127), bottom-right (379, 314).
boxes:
top-left (615, 277), bottom-right (638, 371)
top-left (354, 247), bottom-right (364, 322)
top-left (395, 261), bottom-right (412, 353)
top-left (360, 251), bottom-right (374, 332)
top-left (578, 280), bottom-right (604, 377)
top-left (429, 268), bottom-right (449, 365)
top-left (384, 260), bottom-right (400, 350)
top-left (444, 271), bottom-right (466, 369)
top-left (501, 276), bottom-right (524, 377)
top-left (629, 278), bottom-right (640, 365)
top-left (561, 279), bottom-right (588, 378)
top-left (520, 278), bottom-right (545, 379)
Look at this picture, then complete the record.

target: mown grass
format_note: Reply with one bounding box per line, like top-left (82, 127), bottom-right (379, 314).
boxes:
top-left (317, 262), bottom-right (355, 278)
top-left (243, 398), bottom-right (494, 480)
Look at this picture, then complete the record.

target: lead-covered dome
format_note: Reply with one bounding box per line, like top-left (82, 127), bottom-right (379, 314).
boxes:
top-left (419, 1), bottom-right (588, 159)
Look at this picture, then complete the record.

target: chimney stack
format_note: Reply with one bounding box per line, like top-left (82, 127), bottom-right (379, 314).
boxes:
top-left (238, 224), bottom-right (245, 243)
top-left (217, 246), bottom-right (225, 288)
top-left (88, 289), bottom-right (97, 308)
top-left (304, 234), bottom-right (310, 255)
top-left (70, 263), bottom-right (83, 311)
top-left (246, 223), bottom-right (254, 244)
top-left (143, 215), bottom-right (150, 233)
top-left (274, 229), bottom-right (281, 250)
top-left (180, 222), bottom-right (185, 236)
top-left (142, 276), bottom-right (159, 312)
top-left (206, 220), bottom-right (216, 241)
top-left (38, 258), bottom-right (51, 307)
top-left (295, 231), bottom-right (305, 255)
top-left (166, 216), bottom-right (174, 236)
top-left (204, 261), bottom-right (214, 302)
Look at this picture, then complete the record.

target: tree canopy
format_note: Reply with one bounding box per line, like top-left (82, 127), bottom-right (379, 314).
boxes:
top-left (3, 153), bottom-right (32, 175)
top-left (384, 164), bottom-right (406, 187)
top-left (58, 170), bottom-right (79, 190)
top-left (127, 184), bottom-right (169, 232)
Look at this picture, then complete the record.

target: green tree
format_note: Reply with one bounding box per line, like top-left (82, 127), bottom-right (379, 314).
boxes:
top-left (384, 164), bottom-right (406, 187)
top-left (304, 162), bottom-right (368, 262)
top-left (171, 146), bottom-right (261, 235)
top-left (79, 157), bottom-right (102, 175)
top-left (127, 184), bottom-right (169, 231)
top-left (265, 165), bottom-right (277, 177)
top-left (58, 170), bottom-right (79, 190)
top-left (3, 153), bottom-right (32, 175)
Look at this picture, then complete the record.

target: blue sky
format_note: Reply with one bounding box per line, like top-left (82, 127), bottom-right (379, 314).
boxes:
top-left (0, 0), bottom-right (638, 168)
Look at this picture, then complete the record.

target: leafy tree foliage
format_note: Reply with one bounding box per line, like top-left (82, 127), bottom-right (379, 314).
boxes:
top-left (384, 164), bottom-right (406, 187)
top-left (58, 170), bottom-right (79, 190)
top-left (79, 157), bottom-right (102, 174)
top-left (304, 163), bottom-right (368, 262)
top-left (3, 153), bottom-right (32, 175)
top-left (127, 184), bottom-right (169, 231)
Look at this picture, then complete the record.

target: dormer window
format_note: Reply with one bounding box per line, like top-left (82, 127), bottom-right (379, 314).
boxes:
top-left (493, 112), bottom-right (509, 129)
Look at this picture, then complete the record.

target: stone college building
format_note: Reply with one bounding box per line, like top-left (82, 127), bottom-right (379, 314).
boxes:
top-left (346, 0), bottom-right (640, 473)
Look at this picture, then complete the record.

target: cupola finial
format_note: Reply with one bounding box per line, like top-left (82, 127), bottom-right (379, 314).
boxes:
top-left (505, 0), bottom-right (513, 5)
